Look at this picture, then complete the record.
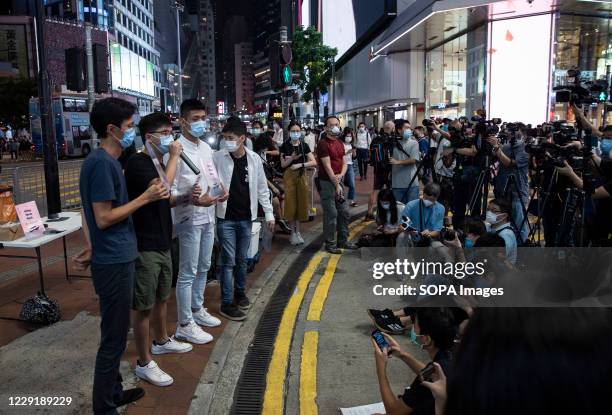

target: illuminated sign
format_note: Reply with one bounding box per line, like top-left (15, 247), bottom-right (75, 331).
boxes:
top-left (217, 100), bottom-right (225, 115)
top-left (273, 112), bottom-right (283, 118)
top-left (110, 43), bottom-right (155, 98)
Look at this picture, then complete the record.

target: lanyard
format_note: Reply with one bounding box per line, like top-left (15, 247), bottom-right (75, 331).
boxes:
top-left (145, 141), bottom-right (170, 191)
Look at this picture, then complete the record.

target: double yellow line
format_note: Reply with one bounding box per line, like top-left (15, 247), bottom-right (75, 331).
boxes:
top-left (262, 219), bottom-right (370, 414)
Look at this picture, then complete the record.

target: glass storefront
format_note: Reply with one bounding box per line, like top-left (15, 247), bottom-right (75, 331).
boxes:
top-left (553, 14), bottom-right (612, 127)
top-left (425, 25), bottom-right (487, 119)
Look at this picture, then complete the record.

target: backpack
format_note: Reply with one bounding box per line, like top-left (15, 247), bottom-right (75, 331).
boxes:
top-left (19, 293), bottom-right (61, 325)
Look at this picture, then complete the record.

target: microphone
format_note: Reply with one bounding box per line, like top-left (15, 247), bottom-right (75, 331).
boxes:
top-left (180, 151), bottom-right (200, 175)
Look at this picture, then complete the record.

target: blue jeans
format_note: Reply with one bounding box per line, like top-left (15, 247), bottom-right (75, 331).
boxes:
top-left (91, 261), bottom-right (135, 415)
top-left (344, 164), bottom-right (356, 201)
top-left (217, 218), bottom-right (251, 306)
top-left (176, 222), bottom-right (215, 325)
top-left (393, 187), bottom-right (419, 205)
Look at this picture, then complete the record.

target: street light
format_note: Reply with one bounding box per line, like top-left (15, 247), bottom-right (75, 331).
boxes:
top-left (171, 0), bottom-right (184, 104)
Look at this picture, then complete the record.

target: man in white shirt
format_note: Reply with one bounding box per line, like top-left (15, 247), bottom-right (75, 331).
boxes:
top-left (169, 99), bottom-right (224, 344)
top-left (214, 116), bottom-right (274, 321)
top-left (355, 121), bottom-right (371, 180)
top-left (272, 120), bottom-right (284, 146)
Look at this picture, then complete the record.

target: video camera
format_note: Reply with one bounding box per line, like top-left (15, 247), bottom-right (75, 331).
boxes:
top-left (472, 116), bottom-right (502, 138)
top-left (554, 69), bottom-right (609, 106)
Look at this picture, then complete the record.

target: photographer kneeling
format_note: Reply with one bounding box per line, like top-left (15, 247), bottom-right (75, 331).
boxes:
top-left (397, 183), bottom-right (445, 248)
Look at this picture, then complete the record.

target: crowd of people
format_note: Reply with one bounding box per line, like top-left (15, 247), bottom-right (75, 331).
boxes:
top-left (69, 94), bottom-right (612, 414)
top-left (0, 124), bottom-right (34, 161)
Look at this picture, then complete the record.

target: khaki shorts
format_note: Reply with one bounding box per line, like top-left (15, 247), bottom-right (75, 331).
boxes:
top-left (133, 250), bottom-right (172, 311)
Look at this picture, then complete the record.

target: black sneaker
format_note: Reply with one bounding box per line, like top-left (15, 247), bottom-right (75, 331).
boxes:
top-left (367, 309), bottom-right (406, 335)
top-left (338, 242), bottom-right (359, 250)
top-left (277, 219), bottom-right (292, 234)
top-left (219, 304), bottom-right (247, 321)
top-left (325, 245), bottom-right (342, 254)
top-left (115, 387), bottom-right (145, 408)
top-left (235, 292), bottom-right (251, 311)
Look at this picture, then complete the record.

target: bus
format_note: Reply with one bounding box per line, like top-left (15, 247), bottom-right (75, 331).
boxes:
top-left (29, 96), bottom-right (100, 158)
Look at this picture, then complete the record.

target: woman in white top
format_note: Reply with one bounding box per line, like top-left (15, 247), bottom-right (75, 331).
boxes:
top-left (342, 127), bottom-right (358, 207)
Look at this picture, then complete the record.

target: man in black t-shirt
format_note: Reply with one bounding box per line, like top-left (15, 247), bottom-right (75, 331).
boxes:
top-left (125, 113), bottom-right (192, 387)
top-left (372, 307), bottom-right (455, 415)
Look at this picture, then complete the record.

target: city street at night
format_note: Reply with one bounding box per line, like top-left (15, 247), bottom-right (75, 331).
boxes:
top-left (1, 1), bottom-right (612, 415)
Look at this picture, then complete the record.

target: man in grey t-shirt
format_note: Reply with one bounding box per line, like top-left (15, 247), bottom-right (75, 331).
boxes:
top-left (390, 120), bottom-right (421, 204)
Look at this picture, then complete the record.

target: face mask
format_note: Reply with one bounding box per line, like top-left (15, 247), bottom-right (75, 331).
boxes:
top-left (225, 140), bottom-right (238, 152)
top-left (252, 128), bottom-right (262, 136)
top-left (486, 210), bottom-right (500, 224)
top-left (423, 199), bottom-right (434, 208)
top-left (344, 136), bottom-right (352, 143)
top-left (601, 139), bottom-right (612, 157)
top-left (359, 127), bottom-right (365, 132)
top-left (189, 120), bottom-right (207, 138)
top-left (157, 134), bottom-right (174, 154)
top-left (381, 202), bottom-right (390, 210)
top-left (441, 125), bottom-right (449, 132)
top-left (328, 126), bottom-right (340, 136)
top-left (464, 238), bottom-right (474, 248)
top-left (116, 127), bottom-right (135, 149)
top-left (273, 123), bottom-right (280, 131)
top-left (290, 131), bottom-right (301, 141)
top-left (403, 129), bottom-right (413, 139)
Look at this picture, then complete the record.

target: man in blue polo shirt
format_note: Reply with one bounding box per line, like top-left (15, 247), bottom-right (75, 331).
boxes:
top-left (400, 182), bottom-right (445, 246)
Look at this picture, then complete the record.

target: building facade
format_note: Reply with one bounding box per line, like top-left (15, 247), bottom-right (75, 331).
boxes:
top-left (234, 42), bottom-right (254, 113)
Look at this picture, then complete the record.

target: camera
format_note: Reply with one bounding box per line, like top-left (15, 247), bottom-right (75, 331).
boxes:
top-left (440, 227), bottom-right (464, 242)
top-left (400, 216), bottom-right (416, 232)
top-left (554, 69), bottom-right (609, 106)
top-left (422, 119), bottom-right (435, 128)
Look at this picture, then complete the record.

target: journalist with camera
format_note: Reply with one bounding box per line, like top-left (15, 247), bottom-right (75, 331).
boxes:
top-left (366, 121), bottom-right (396, 220)
top-left (487, 124), bottom-right (530, 243)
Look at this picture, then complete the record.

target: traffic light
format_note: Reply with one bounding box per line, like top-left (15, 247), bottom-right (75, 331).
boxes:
top-left (65, 47), bottom-right (85, 92)
top-left (93, 43), bottom-right (109, 93)
top-left (269, 32), bottom-right (293, 91)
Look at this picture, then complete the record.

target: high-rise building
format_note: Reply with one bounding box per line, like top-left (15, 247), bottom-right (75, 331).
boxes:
top-left (234, 42), bottom-right (254, 113)
top-left (198, 0), bottom-right (216, 112)
top-left (219, 15), bottom-right (248, 113)
top-left (109, 0), bottom-right (161, 114)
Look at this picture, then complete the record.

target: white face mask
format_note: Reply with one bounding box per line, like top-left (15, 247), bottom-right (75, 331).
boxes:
top-left (423, 199), bottom-right (434, 208)
top-left (344, 136), bottom-right (352, 143)
top-left (486, 210), bottom-right (500, 224)
top-left (330, 126), bottom-right (341, 136)
top-left (225, 140), bottom-right (239, 152)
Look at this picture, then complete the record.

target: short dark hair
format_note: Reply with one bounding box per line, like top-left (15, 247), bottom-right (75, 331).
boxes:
top-left (90, 98), bottom-right (136, 138)
top-left (465, 217), bottom-right (486, 236)
top-left (252, 120), bottom-right (264, 129)
top-left (253, 131), bottom-right (274, 152)
top-left (474, 232), bottom-right (506, 247)
top-left (325, 115), bottom-right (340, 126)
top-left (358, 121), bottom-right (366, 126)
top-left (180, 99), bottom-right (206, 118)
top-left (416, 307), bottom-right (456, 351)
top-left (424, 182), bottom-right (441, 198)
top-left (138, 112), bottom-right (172, 140)
top-left (222, 116), bottom-right (247, 137)
top-left (395, 119), bottom-right (410, 132)
top-left (288, 120), bottom-right (301, 130)
top-left (490, 198), bottom-right (511, 214)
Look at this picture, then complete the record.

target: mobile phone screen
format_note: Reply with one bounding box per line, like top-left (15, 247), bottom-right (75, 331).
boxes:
top-left (371, 329), bottom-right (390, 354)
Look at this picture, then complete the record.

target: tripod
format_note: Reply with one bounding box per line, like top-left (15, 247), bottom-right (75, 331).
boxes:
top-left (501, 173), bottom-right (533, 244)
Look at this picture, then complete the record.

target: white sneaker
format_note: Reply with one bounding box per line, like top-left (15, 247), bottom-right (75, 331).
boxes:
top-left (296, 232), bottom-right (305, 245)
top-left (151, 336), bottom-right (193, 355)
top-left (134, 360), bottom-right (173, 387)
top-left (290, 231), bottom-right (299, 245)
top-left (193, 308), bottom-right (221, 328)
top-left (175, 321), bottom-right (213, 344)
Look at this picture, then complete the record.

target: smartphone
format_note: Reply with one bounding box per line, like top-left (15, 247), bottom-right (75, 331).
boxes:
top-left (371, 329), bottom-right (391, 355)
top-left (420, 364), bottom-right (435, 382)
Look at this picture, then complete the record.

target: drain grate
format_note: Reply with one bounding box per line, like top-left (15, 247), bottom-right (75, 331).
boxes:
top-left (231, 235), bottom-right (324, 415)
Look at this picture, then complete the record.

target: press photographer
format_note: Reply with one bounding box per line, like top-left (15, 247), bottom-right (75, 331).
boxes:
top-left (487, 124), bottom-right (530, 243)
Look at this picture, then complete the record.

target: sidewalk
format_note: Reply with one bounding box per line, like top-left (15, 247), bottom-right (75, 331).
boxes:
top-left (0, 171), bottom-right (375, 414)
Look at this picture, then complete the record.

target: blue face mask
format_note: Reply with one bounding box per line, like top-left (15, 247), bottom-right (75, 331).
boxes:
top-left (409, 327), bottom-right (419, 345)
top-left (403, 129), bottom-right (413, 139)
top-left (252, 128), bottom-right (262, 136)
top-left (464, 238), bottom-right (474, 248)
top-left (118, 127), bottom-right (136, 149)
top-left (189, 120), bottom-right (207, 138)
top-left (290, 131), bottom-right (301, 141)
top-left (381, 202), bottom-right (391, 210)
top-left (441, 125), bottom-right (449, 132)
top-left (157, 134), bottom-right (174, 154)
top-left (601, 139), bottom-right (612, 158)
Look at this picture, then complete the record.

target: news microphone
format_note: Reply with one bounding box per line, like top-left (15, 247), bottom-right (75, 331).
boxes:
top-left (180, 151), bottom-right (200, 175)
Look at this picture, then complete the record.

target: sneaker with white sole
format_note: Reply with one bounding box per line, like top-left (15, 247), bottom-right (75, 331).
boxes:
top-left (175, 321), bottom-right (213, 344)
top-left (151, 336), bottom-right (193, 355)
top-left (134, 360), bottom-right (173, 387)
top-left (193, 308), bottom-right (221, 327)
top-left (296, 232), bottom-right (305, 244)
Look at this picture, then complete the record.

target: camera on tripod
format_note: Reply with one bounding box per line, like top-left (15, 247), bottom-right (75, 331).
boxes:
top-left (471, 116), bottom-right (502, 138)
top-left (554, 69), bottom-right (609, 106)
